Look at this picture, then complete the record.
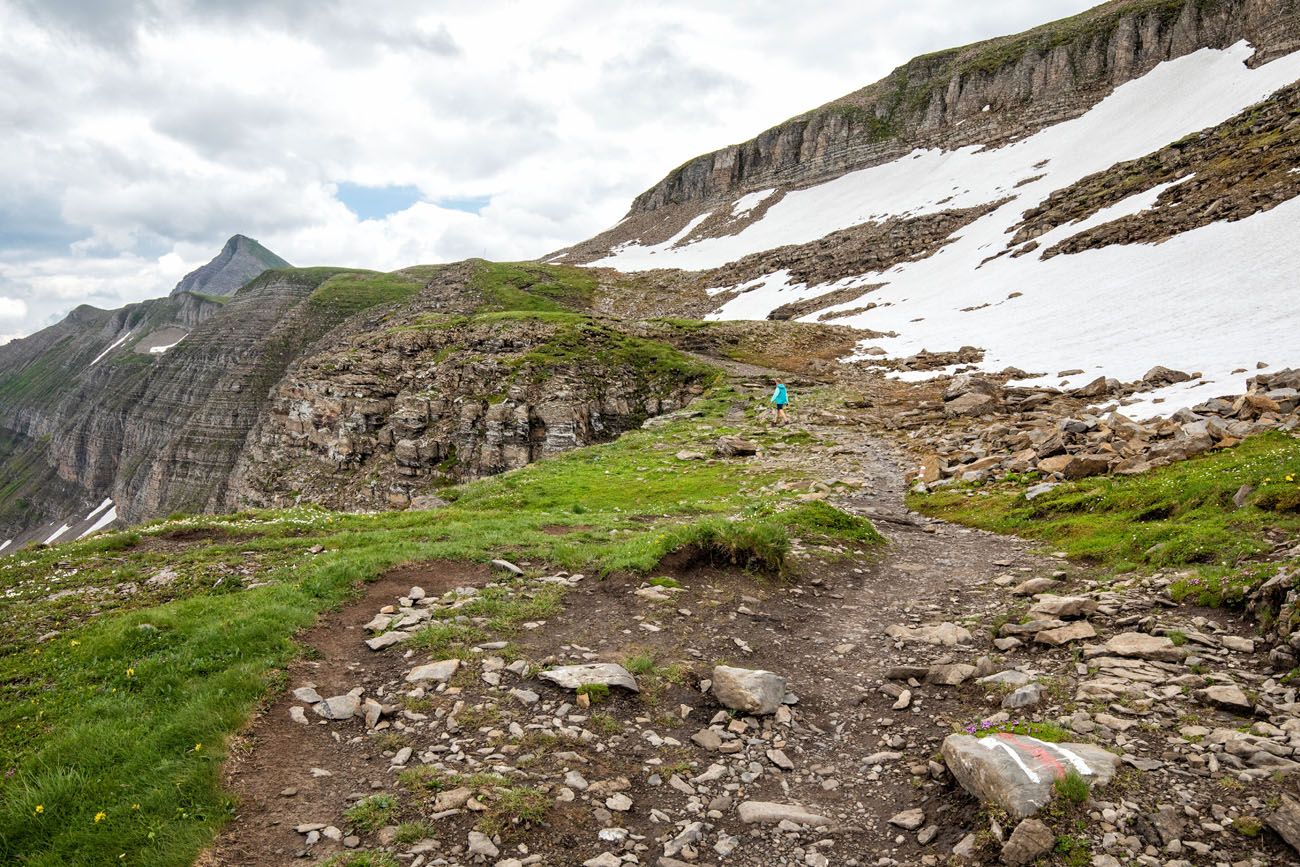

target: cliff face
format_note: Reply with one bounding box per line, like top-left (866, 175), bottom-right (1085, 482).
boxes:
top-left (620, 0), bottom-right (1297, 221)
top-left (228, 313), bottom-right (714, 511)
top-left (0, 270), bottom-right (358, 538)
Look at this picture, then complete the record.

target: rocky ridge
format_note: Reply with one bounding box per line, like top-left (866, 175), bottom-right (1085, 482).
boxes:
top-left (561, 0), bottom-right (1299, 261)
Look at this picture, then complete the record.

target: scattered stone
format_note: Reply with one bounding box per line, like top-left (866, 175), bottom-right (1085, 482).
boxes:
top-left (1100, 632), bottom-right (1187, 662)
top-left (1001, 683), bottom-right (1043, 709)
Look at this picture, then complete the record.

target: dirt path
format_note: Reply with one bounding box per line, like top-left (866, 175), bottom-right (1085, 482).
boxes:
top-left (203, 385), bottom-right (1080, 866)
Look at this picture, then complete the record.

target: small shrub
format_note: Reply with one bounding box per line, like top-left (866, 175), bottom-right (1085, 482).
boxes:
top-left (1232, 815), bottom-right (1263, 837)
top-left (344, 794), bottom-right (398, 832)
top-left (586, 713), bottom-right (621, 736)
top-left (624, 654), bottom-right (656, 675)
top-left (648, 576), bottom-right (680, 589)
top-left (1167, 629), bottom-right (1188, 647)
top-left (478, 786), bottom-right (551, 836)
top-left (393, 822), bottom-right (435, 844)
top-left (1053, 770), bottom-right (1090, 804)
top-left (1053, 834), bottom-right (1092, 867)
top-left (577, 683), bottom-right (610, 703)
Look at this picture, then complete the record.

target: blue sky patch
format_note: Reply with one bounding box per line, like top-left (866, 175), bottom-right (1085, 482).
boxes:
top-left (335, 182), bottom-right (424, 221)
top-left (436, 195), bottom-right (492, 215)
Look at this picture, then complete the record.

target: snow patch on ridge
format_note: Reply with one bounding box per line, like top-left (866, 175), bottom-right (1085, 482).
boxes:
top-left (79, 502), bottom-right (118, 540)
top-left (594, 42), bottom-right (1300, 413)
top-left (730, 189), bottom-right (776, 218)
top-left (43, 524), bottom-right (71, 546)
top-left (89, 331), bottom-right (133, 367)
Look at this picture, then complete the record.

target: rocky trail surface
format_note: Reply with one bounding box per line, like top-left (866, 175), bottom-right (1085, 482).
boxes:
top-left (203, 381), bottom-right (1299, 867)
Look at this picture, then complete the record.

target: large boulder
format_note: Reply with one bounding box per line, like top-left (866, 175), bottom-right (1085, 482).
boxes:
top-left (1036, 453), bottom-right (1112, 479)
top-left (711, 665), bottom-right (786, 715)
top-left (539, 663), bottom-right (639, 692)
top-left (941, 733), bottom-right (1121, 819)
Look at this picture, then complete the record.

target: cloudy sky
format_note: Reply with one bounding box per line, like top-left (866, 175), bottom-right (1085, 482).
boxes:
top-left (0, 0), bottom-right (1095, 340)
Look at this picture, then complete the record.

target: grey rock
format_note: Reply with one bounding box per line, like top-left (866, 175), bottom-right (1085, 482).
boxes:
top-left (406, 659), bottom-right (461, 684)
top-left (1001, 818), bottom-right (1054, 865)
top-left (737, 801), bottom-right (835, 827)
top-left (466, 830), bottom-right (499, 858)
top-left (889, 807), bottom-right (925, 830)
top-left (1100, 632), bottom-right (1187, 662)
top-left (539, 663), bottom-right (639, 692)
top-left (313, 694), bottom-right (361, 721)
top-left (364, 631), bottom-right (409, 651)
top-left (1002, 683), bottom-right (1043, 709)
top-left (711, 665), bottom-right (786, 715)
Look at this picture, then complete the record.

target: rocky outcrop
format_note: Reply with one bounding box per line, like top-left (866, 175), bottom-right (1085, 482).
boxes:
top-left (229, 314), bottom-right (714, 511)
top-left (170, 234), bottom-right (291, 298)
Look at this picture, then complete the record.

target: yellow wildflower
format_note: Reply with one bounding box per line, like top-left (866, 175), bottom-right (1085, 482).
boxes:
top-left (94, 811), bottom-right (106, 823)
top-left (132, 803), bottom-right (140, 811)
top-left (193, 743), bottom-right (202, 752)
top-left (70, 640), bottom-right (80, 647)
top-left (126, 668), bottom-right (134, 677)
top-left (33, 804), bottom-right (43, 815)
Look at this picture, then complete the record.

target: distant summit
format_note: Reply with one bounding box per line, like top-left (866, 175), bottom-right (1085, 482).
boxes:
top-left (170, 234), bottom-right (291, 298)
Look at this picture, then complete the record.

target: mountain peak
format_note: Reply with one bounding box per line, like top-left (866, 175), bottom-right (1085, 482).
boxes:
top-left (170, 234), bottom-right (292, 298)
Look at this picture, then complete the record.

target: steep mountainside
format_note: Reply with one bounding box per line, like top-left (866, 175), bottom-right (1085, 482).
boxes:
top-left (564, 0), bottom-right (1300, 416)
top-left (170, 234), bottom-right (291, 297)
top-left (3, 0), bottom-right (1297, 553)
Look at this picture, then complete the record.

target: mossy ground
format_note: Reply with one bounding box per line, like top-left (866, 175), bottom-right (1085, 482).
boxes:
top-left (0, 385), bottom-right (880, 866)
top-left (308, 270), bottom-right (424, 313)
top-left (910, 431), bottom-right (1300, 580)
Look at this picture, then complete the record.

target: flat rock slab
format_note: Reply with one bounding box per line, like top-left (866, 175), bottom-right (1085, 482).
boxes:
top-left (406, 659), bottom-right (460, 684)
top-left (364, 631), bottom-right (409, 651)
top-left (711, 665), bottom-right (786, 715)
top-left (737, 801), bottom-right (835, 828)
top-left (539, 663), bottom-right (639, 692)
top-left (1035, 621), bottom-right (1096, 646)
top-left (1028, 594), bottom-right (1098, 619)
top-left (1096, 632), bottom-right (1186, 662)
top-left (885, 622), bottom-right (971, 646)
top-left (942, 733), bottom-right (1121, 820)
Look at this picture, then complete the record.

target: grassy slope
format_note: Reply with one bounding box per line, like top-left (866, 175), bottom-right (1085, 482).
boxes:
top-left (911, 432), bottom-right (1300, 599)
top-left (0, 386), bottom-right (878, 866)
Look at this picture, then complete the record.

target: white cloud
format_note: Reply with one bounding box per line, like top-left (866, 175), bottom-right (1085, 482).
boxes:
top-left (0, 0), bottom-right (1097, 337)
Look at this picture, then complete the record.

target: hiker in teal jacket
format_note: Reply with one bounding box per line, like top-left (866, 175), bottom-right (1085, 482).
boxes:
top-left (770, 382), bottom-right (790, 425)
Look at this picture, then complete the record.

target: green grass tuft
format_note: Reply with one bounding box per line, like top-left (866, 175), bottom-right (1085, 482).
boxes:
top-left (911, 433), bottom-right (1300, 569)
top-left (1053, 770), bottom-right (1091, 804)
top-left (344, 794), bottom-right (398, 832)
